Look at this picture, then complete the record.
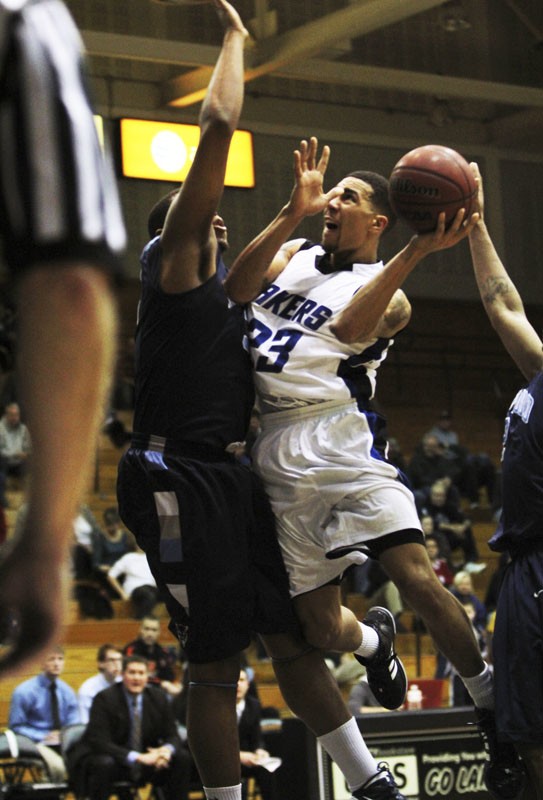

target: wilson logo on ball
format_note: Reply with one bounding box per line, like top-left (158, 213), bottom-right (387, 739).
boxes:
top-left (390, 178), bottom-right (440, 198)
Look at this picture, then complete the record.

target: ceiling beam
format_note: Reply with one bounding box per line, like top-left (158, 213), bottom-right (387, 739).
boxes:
top-left (164, 0), bottom-right (451, 105)
top-left (249, 0), bottom-right (451, 69)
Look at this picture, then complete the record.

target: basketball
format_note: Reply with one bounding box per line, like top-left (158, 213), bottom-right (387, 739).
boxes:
top-left (388, 144), bottom-right (477, 234)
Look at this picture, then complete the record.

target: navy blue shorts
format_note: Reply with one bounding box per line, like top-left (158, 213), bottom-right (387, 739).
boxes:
top-left (117, 445), bottom-right (300, 663)
top-left (492, 546), bottom-right (543, 744)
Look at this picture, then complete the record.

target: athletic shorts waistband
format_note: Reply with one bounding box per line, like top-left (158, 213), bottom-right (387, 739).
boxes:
top-left (130, 433), bottom-right (236, 463)
top-left (259, 398), bottom-right (357, 430)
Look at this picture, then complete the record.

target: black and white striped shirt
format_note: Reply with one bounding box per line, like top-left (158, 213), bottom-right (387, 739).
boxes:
top-left (0, 0), bottom-right (125, 272)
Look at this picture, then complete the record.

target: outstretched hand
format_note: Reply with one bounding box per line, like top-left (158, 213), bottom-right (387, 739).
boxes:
top-left (213, 0), bottom-right (249, 38)
top-left (0, 535), bottom-right (67, 679)
top-left (286, 137), bottom-right (342, 220)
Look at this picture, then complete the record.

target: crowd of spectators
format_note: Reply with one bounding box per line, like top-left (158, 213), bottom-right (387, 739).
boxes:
top-left (5, 635), bottom-right (282, 800)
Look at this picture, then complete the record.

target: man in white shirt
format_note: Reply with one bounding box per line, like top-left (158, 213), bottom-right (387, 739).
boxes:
top-left (78, 645), bottom-right (123, 724)
top-left (107, 543), bottom-right (159, 619)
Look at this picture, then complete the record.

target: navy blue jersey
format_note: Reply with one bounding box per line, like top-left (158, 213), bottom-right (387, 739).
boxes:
top-left (132, 237), bottom-right (254, 449)
top-left (491, 371), bottom-right (543, 553)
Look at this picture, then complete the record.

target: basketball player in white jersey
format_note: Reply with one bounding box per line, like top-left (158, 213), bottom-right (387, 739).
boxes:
top-left (225, 137), bottom-right (525, 799)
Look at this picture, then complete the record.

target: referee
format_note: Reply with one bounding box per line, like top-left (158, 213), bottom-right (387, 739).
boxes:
top-left (0, 0), bottom-right (125, 678)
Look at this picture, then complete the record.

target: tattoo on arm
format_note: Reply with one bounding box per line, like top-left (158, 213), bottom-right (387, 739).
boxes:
top-left (482, 277), bottom-right (511, 305)
top-left (384, 292), bottom-right (410, 332)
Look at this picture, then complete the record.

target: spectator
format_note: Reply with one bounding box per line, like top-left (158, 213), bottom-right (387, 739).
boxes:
top-left (8, 645), bottom-right (79, 781)
top-left (67, 654), bottom-right (191, 800)
top-left (427, 410), bottom-right (497, 508)
top-left (348, 673), bottom-right (388, 715)
top-left (419, 513), bottom-right (452, 565)
top-left (0, 402), bottom-right (31, 482)
top-left (107, 540), bottom-right (159, 619)
top-left (123, 615), bottom-right (179, 696)
top-left (77, 644), bottom-right (123, 724)
top-left (71, 504), bottom-right (104, 581)
top-left (407, 433), bottom-right (458, 507)
top-left (450, 571), bottom-right (488, 634)
top-left (420, 480), bottom-right (486, 574)
top-left (91, 507), bottom-right (134, 580)
top-left (425, 535), bottom-right (454, 589)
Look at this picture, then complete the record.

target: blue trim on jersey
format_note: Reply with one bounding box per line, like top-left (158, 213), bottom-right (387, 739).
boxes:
top-left (337, 337), bottom-right (391, 410)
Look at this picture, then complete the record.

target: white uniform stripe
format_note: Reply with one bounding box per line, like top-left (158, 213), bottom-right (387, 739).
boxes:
top-left (18, 5), bottom-right (65, 239)
top-left (29, 2), bottom-right (102, 241)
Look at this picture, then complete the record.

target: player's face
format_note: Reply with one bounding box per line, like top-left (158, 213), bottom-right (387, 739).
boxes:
top-left (321, 177), bottom-right (381, 255)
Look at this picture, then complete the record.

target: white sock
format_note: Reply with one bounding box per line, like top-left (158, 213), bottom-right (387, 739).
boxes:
top-left (460, 662), bottom-right (494, 710)
top-left (204, 784), bottom-right (242, 800)
top-left (317, 717), bottom-right (377, 791)
top-left (353, 622), bottom-right (379, 660)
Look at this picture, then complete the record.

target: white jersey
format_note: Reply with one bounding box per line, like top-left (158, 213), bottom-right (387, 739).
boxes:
top-left (246, 243), bottom-right (393, 410)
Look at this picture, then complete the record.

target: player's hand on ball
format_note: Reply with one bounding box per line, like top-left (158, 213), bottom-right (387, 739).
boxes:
top-left (412, 207), bottom-right (480, 255)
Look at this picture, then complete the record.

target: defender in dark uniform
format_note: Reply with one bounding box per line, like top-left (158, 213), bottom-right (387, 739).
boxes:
top-left (0, 0), bottom-right (124, 677)
top-left (469, 164), bottom-right (539, 797)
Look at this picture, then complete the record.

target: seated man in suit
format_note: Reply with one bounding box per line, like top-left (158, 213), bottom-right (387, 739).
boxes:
top-left (68, 654), bottom-right (191, 800)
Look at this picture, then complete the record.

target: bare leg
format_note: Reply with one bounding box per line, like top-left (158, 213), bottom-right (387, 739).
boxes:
top-left (262, 635), bottom-right (350, 735)
top-left (293, 585), bottom-right (363, 652)
top-left (0, 265), bottom-right (117, 675)
top-left (380, 542), bottom-right (484, 677)
top-left (187, 655), bottom-right (241, 787)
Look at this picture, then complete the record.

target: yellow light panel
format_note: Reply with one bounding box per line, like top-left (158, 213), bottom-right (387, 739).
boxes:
top-left (119, 118), bottom-right (255, 187)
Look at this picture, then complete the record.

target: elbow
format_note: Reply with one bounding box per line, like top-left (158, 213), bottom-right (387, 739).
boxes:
top-left (223, 279), bottom-right (250, 306)
top-left (200, 108), bottom-right (238, 139)
top-left (330, 320), bottom-right (369, 344)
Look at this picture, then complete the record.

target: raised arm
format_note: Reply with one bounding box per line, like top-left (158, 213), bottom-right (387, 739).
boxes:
top-left (224, 137), bottom-right (341, 303)
top-left (331, 209), bottom-right (480, 343)
top-left (159, 0), bottom-right (248, 293)
top-left (468, 163), bottom-right (543, 381)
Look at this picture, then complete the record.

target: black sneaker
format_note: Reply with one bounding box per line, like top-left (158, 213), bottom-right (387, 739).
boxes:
top-left (474, 707), bottom-right (526, 799)
top-left (354, 606), bottom-right (407, 710)
top-left (352, 763), bottom-right (407, 799)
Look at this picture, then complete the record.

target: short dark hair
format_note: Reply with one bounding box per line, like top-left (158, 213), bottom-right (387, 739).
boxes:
top-left (97, 642), bottom-right (118, 662)
top-left (123, 654), bottom-right (149, 671)
top-left (346, 171), bottom-right (397, 234)
top-left (103, 506), bottom-right (120, 527)
top-left (147, 190), bottom-right (179, 239)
